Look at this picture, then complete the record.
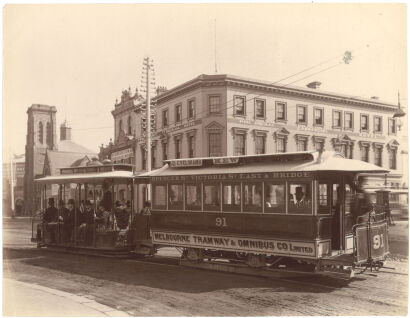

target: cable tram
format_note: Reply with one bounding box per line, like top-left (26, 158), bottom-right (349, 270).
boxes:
top-left (140, 151), bottom-right (391, 276)
top-left (33, 163), bottom-right (146, 256)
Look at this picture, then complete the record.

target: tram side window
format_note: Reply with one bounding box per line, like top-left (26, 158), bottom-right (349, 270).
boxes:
top-left (344, 184), bottom-right (352, 215)
top-left (264, 183), bottom-right (285, 213)
top-left (288, 183), bottom-right (312, 214)
top-left (186, 184), bottom-right (202, 211)
top-left (204, 183), bottom-right (221, 212)
top-left (318, 183), bottom-right (331, 214)
top-left (243, 182), bottom-right (263, 212)
top-left (153, 185), bottom-right (167, 209)
top-left (169, 184), bottom-right (183, 210)
top-left (223, 183), bottom-right (241, 212)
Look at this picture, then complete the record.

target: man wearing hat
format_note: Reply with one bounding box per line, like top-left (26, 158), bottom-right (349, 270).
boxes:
top-left (43, 198), bottom-right (58, 243)
top-left (61, 198), bottom-right (76, 243)
top-left (80, 200), bottom-right (95, 245)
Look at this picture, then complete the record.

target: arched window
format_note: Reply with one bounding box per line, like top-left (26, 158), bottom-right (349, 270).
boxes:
top-left (46, 122), bottom-right (52, 147)
top-left (119, 119), bottom-right (123, 133)
top-left (127, 116), bottom-right (132, 135)
top-left (38, 122), bottom-right (43, 144)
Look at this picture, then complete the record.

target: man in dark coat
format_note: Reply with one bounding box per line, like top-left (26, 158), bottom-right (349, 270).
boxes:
top-left (351, 178), bottom-right (374, 224)
top-left (43, 198), bottom-right (58, 243)
top-left (62, 199), bottom-right (76, 243)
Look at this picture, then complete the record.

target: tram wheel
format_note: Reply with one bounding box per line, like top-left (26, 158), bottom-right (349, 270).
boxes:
top-left (246, 253), bottom-right (266, 268)
top-left (186, 248), bottom-right (203, 261)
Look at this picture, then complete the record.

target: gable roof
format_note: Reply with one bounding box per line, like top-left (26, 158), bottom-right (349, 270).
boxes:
top-left (43, 151), bottom-right (92, 176)
top-left (57, 140), bottom-right (97, 155)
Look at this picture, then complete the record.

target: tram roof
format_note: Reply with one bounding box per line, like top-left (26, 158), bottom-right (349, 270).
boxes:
top-left (138, 151), bottom-right (389, 177)
top-left (35, 170), bottom-right (136, 184)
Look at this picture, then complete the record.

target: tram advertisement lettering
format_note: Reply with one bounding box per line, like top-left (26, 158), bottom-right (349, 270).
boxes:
top-left (151, 171), bottom-right (311, 182)
top-left (170, 159), bottom-right (203, 168)
top-left (152, 231), bottom-right (315, 256)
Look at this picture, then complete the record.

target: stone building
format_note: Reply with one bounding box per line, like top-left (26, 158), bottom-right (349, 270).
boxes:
top-left (100, 74), bottom-right (407, 201)
top-left (24, 104), bottom-right (97, 215)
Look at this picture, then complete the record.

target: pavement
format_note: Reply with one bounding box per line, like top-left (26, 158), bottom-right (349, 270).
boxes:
top-left (3, 278), bottom-right (129, 317)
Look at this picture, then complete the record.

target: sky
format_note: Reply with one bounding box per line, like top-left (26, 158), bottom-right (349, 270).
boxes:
top-left (3, 3), bottom-right (407, 160)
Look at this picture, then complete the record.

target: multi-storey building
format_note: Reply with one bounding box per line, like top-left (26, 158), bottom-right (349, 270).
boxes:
top-left (131, 74), bottom-right (406, 189)
top-left (100, 73), bottom-right (406, 202)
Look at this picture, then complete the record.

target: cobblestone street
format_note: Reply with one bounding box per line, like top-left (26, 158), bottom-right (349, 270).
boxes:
top-left (3, 218), bottom-right (408, 316)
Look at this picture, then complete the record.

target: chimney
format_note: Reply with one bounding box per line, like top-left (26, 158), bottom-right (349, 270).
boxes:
top-left (60, 120), bottom-right (72, 141)
top-left (307, 81), bottom-right (322, 89)
top-left (156, 86), bottom-right (167, 96)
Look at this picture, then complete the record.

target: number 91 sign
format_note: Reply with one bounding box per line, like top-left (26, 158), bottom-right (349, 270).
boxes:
top-left (355, 222), bottom-right (389, 263)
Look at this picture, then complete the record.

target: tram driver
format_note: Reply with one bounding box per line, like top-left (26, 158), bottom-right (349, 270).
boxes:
top-left (351, 177), bottom-right (374, 224)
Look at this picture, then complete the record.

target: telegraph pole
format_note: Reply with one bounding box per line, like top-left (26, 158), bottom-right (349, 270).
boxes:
top-left (141, 56), bottom-right (156, 200)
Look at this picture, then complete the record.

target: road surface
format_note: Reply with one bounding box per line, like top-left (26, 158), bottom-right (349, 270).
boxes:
top-left (3, 218), bottom-right (408, 316)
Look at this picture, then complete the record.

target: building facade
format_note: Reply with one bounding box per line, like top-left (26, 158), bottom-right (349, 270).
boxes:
top-left (100, 74), bottom-right (407, 202)
top-left (3, 154), bottom-right (25, 216)
top-left (135, 74), bottom-right (406, 188)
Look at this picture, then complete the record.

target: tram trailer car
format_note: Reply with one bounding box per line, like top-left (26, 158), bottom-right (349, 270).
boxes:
top-left (141, 151), bottom-right (390, 276)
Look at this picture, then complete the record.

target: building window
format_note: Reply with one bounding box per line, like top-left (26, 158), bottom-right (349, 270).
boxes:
top-left (175, 104), bottom-right (182, 123)
top-left (255, 135), bottom-right (266, 154)
top-left (127, 116), bottom-right (132, 135)
top-left (374, 145), bottom-right (383, 167)
top-left (374, 116), bottom-right (382, 133)
top-left (151, 145), bottom-right (156, 168)
top-left (46, 122), bottom-right (52, 147)
top-left (313, 136), bottom-right (325, 152)
top-left (275, 102), bottom-right (287, 121)
top-left (389, 118), bottom-right (397, 135)
top-left (234, 96), bottom-right (246, 116)
top-left (162, 109), bottom-right (169, 127)
top-left (119, 119), bottom-right (123, 132)
top-left (174, 136), bottom-right (182, 159)
top-left (361, 114), bottom-right (369, 131)
top-left (188, 135), bottom-right (195, 158)
top-left (360, 143), bottom-right (370, 162)
top-left (162, 142), bottom-right (168, 161)
top-left (255, 99), bottom-right (266, 119)
top-left (276, 137), bottom-right (286, 153)
top-left (314, 108), bottom-right (324, 126)
top-left (209, 95), bottom-right (221, 114)
top-left (188, 99), bottom-right (195, 119)
top-left (333, 110), bottom-right (342, 128)
top-left (389, 148), bottom-right (397, 169)
top-left (209, 133), bottom-right (222, 157)
top-left (38, 122), bottom-right (43, 143)
top-left (344, 112), bottom-right (353, 130)
top-left (141, 148), bottom-right (147, 170)
top-left (297, 105), bottom-right (307, 124)
top-left (234, 134), bottom-right (246, 156)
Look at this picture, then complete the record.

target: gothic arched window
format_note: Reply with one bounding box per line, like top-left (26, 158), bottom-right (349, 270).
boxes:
top-left (38, 122), bottom-right (43, 144)
top-left (119, 119), bottom-right (123, 133)
top-left (46, 122), bottom-right (52, 147)
top-left (127, 116), bottom-right (132, 135)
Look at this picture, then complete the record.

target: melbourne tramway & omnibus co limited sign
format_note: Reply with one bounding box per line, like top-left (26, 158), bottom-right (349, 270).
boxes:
top-left (152, 231), bottom-right (316, 257)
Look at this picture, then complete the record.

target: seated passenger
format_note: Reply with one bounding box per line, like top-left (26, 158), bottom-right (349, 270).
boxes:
top-left (114, 201), bottom-right (130, 230)
top-left (95, 204), bottom-right (110, 229)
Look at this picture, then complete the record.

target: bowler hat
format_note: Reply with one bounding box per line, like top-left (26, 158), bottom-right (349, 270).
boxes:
top-left (48, 198), bottom-right (55, 204)
top-left (67, 199), bottom-right (75, 205)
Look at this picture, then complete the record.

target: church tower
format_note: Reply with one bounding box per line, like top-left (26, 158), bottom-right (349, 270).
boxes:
top-left (24, 104), bottom-right (57, 215)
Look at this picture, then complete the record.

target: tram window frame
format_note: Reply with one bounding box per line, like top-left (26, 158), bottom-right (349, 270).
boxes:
top-left (264, 182), bottom-right (285, 214)
top-left (168, 183), bottom-right (184, 210)
top-left (185, 183), bottom-right (202, 211)
top-left (243, 182), bottom-right (263, 213)
top-left (288, 182), bottom-right (312, 215)
top-left (203, 182), bottom-right (221, 212)
top-left (317, 182), bottom-right (331, 215)
top-left (222, 182), bottom-right (241, 212)
top-left (152, 184), bottom-right (168, 210)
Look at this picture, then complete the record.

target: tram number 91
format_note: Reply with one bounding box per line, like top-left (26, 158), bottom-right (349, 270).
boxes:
top-left (373, 234), bottom-right (384, 249)
top-left (216, 217), bottom-right (227, 227)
